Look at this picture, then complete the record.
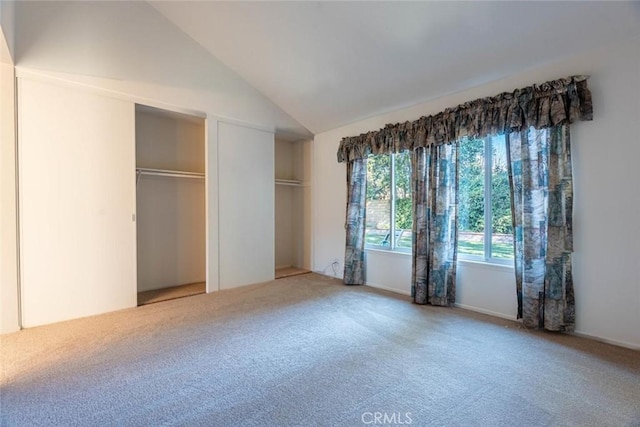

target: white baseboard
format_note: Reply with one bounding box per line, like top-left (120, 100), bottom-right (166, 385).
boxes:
top-left (454, 303), bottom-right (518, 321)
top-left (571, 330), bottom-right (640, 351)
top-left (314, 274), bottom-right (640, 350)
top-left (312, 270), bottom-right (341, 279)
top-left (365, 282), bottom-right (412, 296)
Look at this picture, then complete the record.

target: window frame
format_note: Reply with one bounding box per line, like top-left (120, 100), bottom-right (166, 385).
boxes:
top-left (458, 135), bottom-right (514, 266)
top-left (365, 152), bottom-right (412, 254)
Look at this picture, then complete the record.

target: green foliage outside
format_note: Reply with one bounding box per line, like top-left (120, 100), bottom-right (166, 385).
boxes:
top-left (458, 137), bottom-right (512, 235)
top-left (366, 140), bottom-right (514, 257)
top-left (458, 240), bottom-right (513, 259)
top-left (366, 154), bottom-right (391, 200)
top-left (395, 198), bottom-right (412, 230)
top-left (366, 152), bottom-right (412, 231)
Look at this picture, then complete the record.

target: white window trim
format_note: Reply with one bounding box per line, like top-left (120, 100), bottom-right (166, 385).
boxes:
top-left (457, 258), bottom-right (514, 271)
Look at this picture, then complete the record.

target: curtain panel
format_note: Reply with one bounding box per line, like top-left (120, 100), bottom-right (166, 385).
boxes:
top-left (343, 159), bottom-right (367, 285)
top-left (412, 145), bottom-right (459, 306)
top-left (337, 76), bottom-right (592, 164)
top-left (507, 126), bottom-right (575, 331)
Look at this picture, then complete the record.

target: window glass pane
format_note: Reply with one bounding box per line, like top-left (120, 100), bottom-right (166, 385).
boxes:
top-left (394, 151), bottom-right (412, 249)
top-left (458, 137), bottom-right (485, 257)
top-left (490, 135), bottom-right (514, 259)
top-left (366, 154), bottom-right (391, 247)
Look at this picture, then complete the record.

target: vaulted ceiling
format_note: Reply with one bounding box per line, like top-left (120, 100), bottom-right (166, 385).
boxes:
top-left (150, 1), bottom-right (640, 135)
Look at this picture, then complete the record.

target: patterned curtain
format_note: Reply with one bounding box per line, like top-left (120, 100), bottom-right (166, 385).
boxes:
top-left (343, 159), bottom-right (367, 285)
top-left (506, 125), bottom-right (575, 331)
top-left (411, 144), bottom-right (459, 306)
top-left (337, 75), bottom-right (588, 327)
top-left (337, 76), bottom-right (592, 164)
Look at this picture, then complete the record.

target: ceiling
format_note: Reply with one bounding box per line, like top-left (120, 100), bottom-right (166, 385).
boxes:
top-left (150, 1), bottom-right (640, 135)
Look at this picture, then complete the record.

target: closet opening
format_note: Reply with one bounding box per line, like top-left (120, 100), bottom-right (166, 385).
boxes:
top-left (135, 104), bottom-right (206, 305)
top-left (274, 139), bottom-right (312, 280)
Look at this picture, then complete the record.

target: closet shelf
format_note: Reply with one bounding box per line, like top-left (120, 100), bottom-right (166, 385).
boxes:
top-left (275, 178), bottom-right (304, 187)
top-left (136, 168), bottom-right (205, 180)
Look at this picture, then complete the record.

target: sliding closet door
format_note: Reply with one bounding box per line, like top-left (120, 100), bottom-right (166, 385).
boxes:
top-left (218, 122), bottom-right (274, 289)
top-left (18, 78), bottom-right (136, 327)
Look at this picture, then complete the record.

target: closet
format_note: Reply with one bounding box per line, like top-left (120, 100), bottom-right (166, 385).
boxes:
top-left (274, 139), bottom-right (312, 279)
top-left (135, 105), bottom-right (206, 305)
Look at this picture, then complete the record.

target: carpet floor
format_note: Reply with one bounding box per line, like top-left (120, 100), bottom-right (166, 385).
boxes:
top-left (1, 273), bottom-right (639, 426)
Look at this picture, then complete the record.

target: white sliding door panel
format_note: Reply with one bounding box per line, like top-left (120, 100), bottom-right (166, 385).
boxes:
top-left (218, 122), bottom-right (274, 289)
top-left (18, 78), bottom-right (136, 327)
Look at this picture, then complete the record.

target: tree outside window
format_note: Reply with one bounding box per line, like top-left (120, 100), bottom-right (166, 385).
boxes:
top-left (365, 140), bottom-right (512, 263)
top-left (458, 135), bottom-right (514, 262)
top-left (365, 152), bottom-right (412, 251)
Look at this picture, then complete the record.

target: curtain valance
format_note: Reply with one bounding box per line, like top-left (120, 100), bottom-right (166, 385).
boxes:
top-left (337, 75), bottom-right (592, 163)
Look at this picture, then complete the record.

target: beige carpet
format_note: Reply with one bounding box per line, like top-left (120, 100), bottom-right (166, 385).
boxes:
top-left (1, 273), bottom-right (639, 426)
top-left (137, 282), bottom-right (206, 306)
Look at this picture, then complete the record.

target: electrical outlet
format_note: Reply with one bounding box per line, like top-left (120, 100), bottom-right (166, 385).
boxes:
top-left (330, 258), bottom-right (341, 277)
top-left (323, 257), bottom-right (342, 277)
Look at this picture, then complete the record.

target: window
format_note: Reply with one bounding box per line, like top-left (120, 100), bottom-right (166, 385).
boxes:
top-left (365, 152), bottom-right (412, 251)
top-left (458, 134), bottom-right (514, 263)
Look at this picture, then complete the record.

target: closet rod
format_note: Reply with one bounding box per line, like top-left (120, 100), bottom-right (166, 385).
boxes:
top-left (136, 168), bottom-right (205, 179)
top-left (136, 168), bottom-right (205, 185)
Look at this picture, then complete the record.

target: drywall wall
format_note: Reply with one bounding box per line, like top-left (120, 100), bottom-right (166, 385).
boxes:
top-left (0, 20), bottom-right (19, 333)
top-left (136, 108), bottom-right (206, 292)
top-left (314, 37), bottom-right (640, 348)
top-left (12, 0), bottom-right (310, 141)
top-left (18, 78), bottom-right (136, 327)
top-left (219, 122), bottom-right (275, 289)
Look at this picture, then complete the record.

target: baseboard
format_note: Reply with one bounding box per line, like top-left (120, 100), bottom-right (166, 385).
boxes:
top-left (312, 270), bottom-right (341, 279)
top-left (315, 274), bottom-right (640, 350)
top-left (454, 303), bottom-right (518, 321)
top-left (571, 330), bottom-right (640, 351)
top-left (365, 282), bottom-right (412, 296)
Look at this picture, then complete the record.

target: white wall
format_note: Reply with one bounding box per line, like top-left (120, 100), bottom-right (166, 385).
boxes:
top-left (13, 0), bottom-right (310, 141)
top-left (136, 108), bottom-right (206, 292)
top-left (18, 78), bottom-right (137, 327)
top-left (219, 122), bottom-right (275, 289)
top-left (0, 13), bottom-right (19, 333)
top-left (313, 37), bottom-right (640, 349)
